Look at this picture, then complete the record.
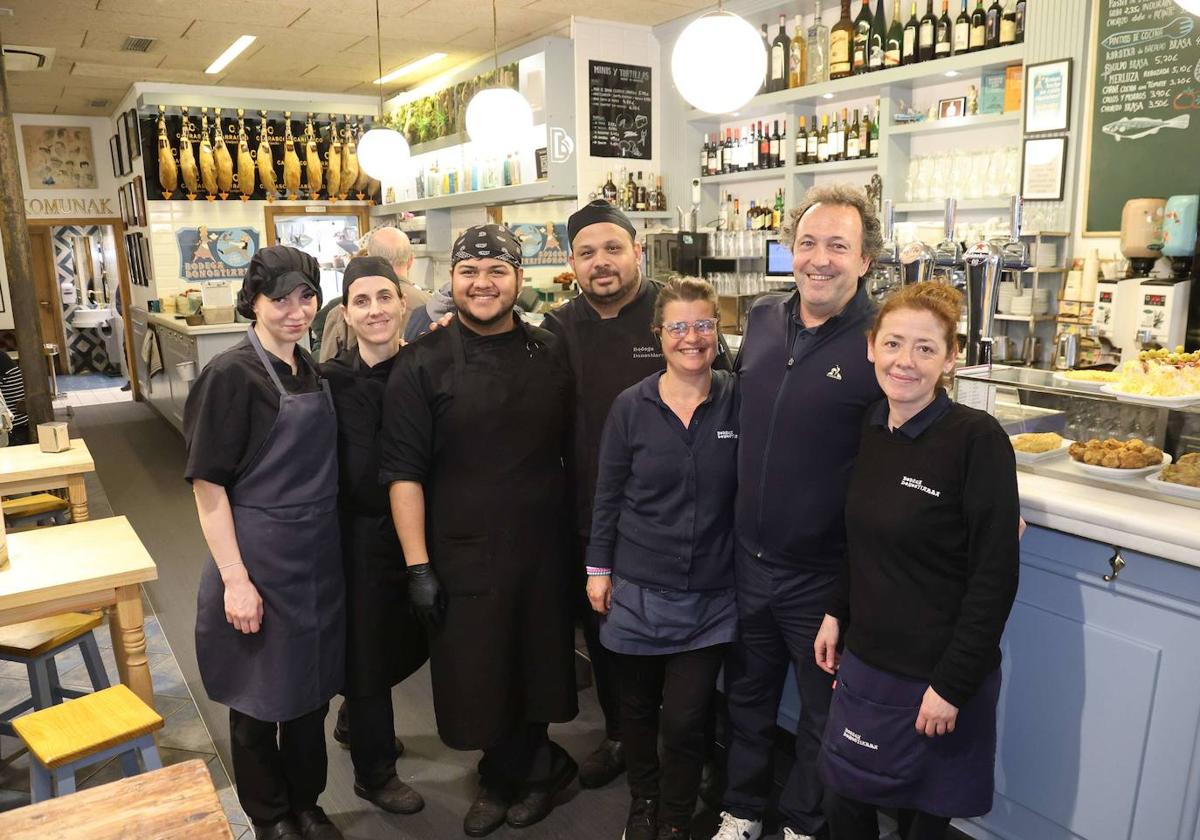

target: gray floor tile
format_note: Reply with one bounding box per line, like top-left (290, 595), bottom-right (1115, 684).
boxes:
top-left (56, 644), bottom-right (119, 690)
top-left (159, 700), bottom-right (219, 755)
top-left (0, 676), bottom-right (31, 717)
top-left (148, 650), bottom-right (192, 699)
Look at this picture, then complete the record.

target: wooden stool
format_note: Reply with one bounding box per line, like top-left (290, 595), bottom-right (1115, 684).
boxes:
top-left (13, 684), bottom-right (164, 802)
top-left (0, 612), bottom-right (111, 738)
top-left (2, 492), bottom-right (70, 530)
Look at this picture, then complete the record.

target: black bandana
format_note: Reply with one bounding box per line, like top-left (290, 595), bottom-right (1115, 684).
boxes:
top-left (451, 224), bottom-right (523, 268)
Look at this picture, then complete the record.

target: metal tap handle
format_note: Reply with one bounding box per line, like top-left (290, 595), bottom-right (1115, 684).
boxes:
top-left (883, 199), bottom-right (895, 241)
top-left (1009, 194), bottom-right (1023, 239)
top-left (1103, 546), bottom-right (1126, 582)
top-left (944, 197), bottom-right (957, 241)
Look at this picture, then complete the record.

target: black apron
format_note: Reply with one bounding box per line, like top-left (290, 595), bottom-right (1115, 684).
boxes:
top-left (195, 326), bottom-right (345, 723)
top-left (426, 320), bottom-right (577, 750)
top-left (332, 353), bottom-right (427, 698)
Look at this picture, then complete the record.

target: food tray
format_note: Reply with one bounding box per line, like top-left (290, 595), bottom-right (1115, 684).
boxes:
top-left (1099, 385), bottom-right (1200, 408)
top-left (1070, 453), bottom-right (1173, 479)
top-left (1011, 437), bottom-right (1073, 465)
top-left (1145, 470), bottom-right (1200, 500)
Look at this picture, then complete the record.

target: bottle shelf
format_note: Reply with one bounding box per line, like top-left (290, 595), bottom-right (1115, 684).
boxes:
top-left (792, 157), bottom-right (879, 174)
top-left (371, 181), bottom-right (575, 215)
top-left (700, 168), bottom-right (788, 186)
top-left (889, 111), bottom-right (1021, 135)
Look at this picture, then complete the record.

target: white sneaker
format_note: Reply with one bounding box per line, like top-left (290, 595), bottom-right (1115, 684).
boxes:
top-left (782, 830), bottom-right (817, 840)
top-left (711, 811), bottom-right (762, 840)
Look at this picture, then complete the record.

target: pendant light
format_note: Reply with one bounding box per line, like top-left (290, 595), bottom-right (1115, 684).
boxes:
top-left (465, 0), bottom-right (534, 151)
top-left (671, 3), bottom-right (766, 114)
top-left (358, 0), bottom-right (411, 181)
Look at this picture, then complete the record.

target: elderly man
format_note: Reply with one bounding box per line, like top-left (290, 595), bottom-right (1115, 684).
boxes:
top-left (711, 185), bottom-right (885, 840)
top-left (381, 224), bottom-right (578, 837)
top-left (318, 226), bottom-right (432, 362)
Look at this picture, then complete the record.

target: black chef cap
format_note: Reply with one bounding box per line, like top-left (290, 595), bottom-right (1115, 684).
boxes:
top-left (451, 223), bottom-right (523, 268)
top-left (236, 245), bottom-right (322, 319)
top-left (342, 255), bottom-right (402, 301)
top-left (568, 199), bottom-right (636, 245)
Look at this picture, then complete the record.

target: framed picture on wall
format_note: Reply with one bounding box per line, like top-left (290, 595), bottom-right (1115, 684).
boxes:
top-left (125, 109), bottom-right (142, 160)
top-left (109, 135), bottom-right (122, 178)
top-left (124, 233), bottom-right (139, 285)
top-left (132, 176), bottom-right (147, 227)
top-left (139, 234), bottom-right (153, 286)
top-left (1025, 58), bottom-right (1072, 133)
top-left (118, 183), bottom-right (130, 226)
top-left (1021, 137), bottom-right (1068, 201)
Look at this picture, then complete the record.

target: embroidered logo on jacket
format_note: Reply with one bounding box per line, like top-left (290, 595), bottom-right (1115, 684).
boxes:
top-left (842, 728), bottom-right (878, 750)
top-left (826, 365), bottom-right (843, 380)
top-left (900, 476), bottom-right (942, 497)
top-left (716, 430), bottom-right (738, 440)
top-left (632, 345), bottom-right (664, 359)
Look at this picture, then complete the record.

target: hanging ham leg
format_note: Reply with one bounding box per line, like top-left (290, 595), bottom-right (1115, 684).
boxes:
top-left (213, 108), bottom-right (234, 198)
top-left (157, 106), bottom-right (177, 199)
top-left (236, 108), bottom-right (255, 200)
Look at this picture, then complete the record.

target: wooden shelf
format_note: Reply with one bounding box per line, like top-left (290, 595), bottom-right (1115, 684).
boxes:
top-left (889, 111), bottom-right (1021, 135)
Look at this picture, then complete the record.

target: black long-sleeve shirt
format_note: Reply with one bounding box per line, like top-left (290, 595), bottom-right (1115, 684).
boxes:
top-left (829, 391), bottom-right (1020, 708)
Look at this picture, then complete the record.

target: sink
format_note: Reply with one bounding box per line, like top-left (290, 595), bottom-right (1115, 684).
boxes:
top-left (70, 307), bottom-right (114, 328)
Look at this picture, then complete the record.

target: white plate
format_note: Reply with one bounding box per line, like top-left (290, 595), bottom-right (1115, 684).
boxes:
top-left (1069, 452), bottom-right (1172, 479)
top-left (1011, 436), bottom-right (1073, 464)
top-left (1145, 469), bottom-right (1200, 500)
top-left (1052, 372), bottom-right (1116, 393)
top-left (1099, 384), bottom-right (1200, 408)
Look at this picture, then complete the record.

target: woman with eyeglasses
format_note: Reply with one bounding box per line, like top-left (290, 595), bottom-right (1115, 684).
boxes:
top-left (587, 277), bottom-right (738, 840)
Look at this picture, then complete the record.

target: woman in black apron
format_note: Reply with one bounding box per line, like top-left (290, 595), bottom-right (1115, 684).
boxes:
top-left (813, 283), bottom-right (1020, 840)
top-left (186, 245), bottom-right (345, 840)
top-left (321, 256), bottom-right (427, 816)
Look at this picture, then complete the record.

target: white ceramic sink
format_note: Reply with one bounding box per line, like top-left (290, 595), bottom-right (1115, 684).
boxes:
top-left (70, 307), bottom-right (115, 328)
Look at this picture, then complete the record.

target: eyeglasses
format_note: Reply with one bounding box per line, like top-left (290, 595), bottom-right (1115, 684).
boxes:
top-left (662, 319), bottom-right (717, 338)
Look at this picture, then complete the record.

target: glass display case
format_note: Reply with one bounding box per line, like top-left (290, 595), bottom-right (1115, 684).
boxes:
top-left (954, 366), bottom-right (1200, 511)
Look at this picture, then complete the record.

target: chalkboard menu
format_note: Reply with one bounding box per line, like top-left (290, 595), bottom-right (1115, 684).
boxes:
top-left (1086, 0), bottom-right (1200, 234)
top-left (589, 60), bottom-right (652, 160)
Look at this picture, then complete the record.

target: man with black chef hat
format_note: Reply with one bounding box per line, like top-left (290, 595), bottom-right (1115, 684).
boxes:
top-left (542, 200), bottom-right (729, 791)
top-left (381, 224), bottom-right (579, 837)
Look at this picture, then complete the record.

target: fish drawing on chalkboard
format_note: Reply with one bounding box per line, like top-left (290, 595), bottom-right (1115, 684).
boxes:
top-left (1102, 16), bottom-right (1193, 50)
top-left (1102, 114), bottom-right (1191, 141)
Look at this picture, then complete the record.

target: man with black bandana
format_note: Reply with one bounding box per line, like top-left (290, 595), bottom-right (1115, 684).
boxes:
top-left (380, 224), bottom-right (579, 837)
top-left (542, 200), bottom-right (729, 790)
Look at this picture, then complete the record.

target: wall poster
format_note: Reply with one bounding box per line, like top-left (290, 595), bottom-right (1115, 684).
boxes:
top-left (589, 60), bottom-right (652, 160)
top-left (176, 226), bottom-right (259, 281)
top-left (511, 222), bottom-right (569, 266)
top-left (22, 125), bottom-right (98, 189)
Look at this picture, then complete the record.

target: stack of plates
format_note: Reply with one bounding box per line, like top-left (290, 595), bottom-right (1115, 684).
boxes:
top-left (1009, 288), bottom-right (1052, 316)
top-left (997, 283), bottom-right (1017, 314)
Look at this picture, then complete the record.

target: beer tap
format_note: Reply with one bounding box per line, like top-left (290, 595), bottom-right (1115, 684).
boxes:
top-left (867, 199), bottom-right (902, 301)
top-left (1000, 194), bottom-right (1030, 272)
top-left (934, 198), bottom-right (964, 289)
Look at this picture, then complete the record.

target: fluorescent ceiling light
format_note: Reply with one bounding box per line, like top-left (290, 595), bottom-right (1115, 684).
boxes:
top-left (205, 35), bottom-right (256, 74)
top-left (375, 52), bottom-right (448, 84)
top-left (944, 70), bottom-right (960, 77)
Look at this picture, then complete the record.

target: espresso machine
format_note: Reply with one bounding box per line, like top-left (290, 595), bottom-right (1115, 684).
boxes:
top-left (1118, 196), bottom-right (1194, 353)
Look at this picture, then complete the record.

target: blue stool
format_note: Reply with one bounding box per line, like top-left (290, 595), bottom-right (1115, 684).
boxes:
top-left (0, 612), bottom-right (111, 738)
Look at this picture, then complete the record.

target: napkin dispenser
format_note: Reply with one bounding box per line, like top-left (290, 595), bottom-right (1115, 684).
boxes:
top-left (37, 422), bottom-right (70, 453)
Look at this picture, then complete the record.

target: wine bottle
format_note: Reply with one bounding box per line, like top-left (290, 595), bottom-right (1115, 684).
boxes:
top-left (790, 14), bottom-right (808, 87)
top-left (700, 135), bottom-right (709, 177)
top-left (655, 176), bottom-right (666, 211)
top-left (885, 0), bottom-right (904, 66)
top-left (1000, 1), bottom-right (1017, 46)
top-left (770, 120), bottom-right (782, 168)
top-left (869, 0), bottom-right (888, 71)
top-left (902, 1), bottom-right (920, 65)
top-left (779, 120), bottom-right (787, 167)
top-left (603, 172), bottom-right (617, 204)
top-left (830, 0), bottom-right (854, 79)
top-left (935, 0), bottom-right (952, 56)
top-left (797, 116), bottom-right (809, 165)
top-left (636, 171), bottom-right (647, 211)
top-left (806, 115), bottom-right (819, 163)
top-left (970, 0), bottom-right (986, 51)
top-left (1014, 0), bottom-right (1025, 42)
top-left (853, 0), bottom-right (873, 75)
top-left (759, 120), bottom-right (771, 168)
top-left (722, 129), bottom-right (733, 174)
top-left (770, 14), bottom-right (791, 91)
top-left (954, 0), bottom-right (971, 54)
top-left (760, 24), bottom-right (771, 93)
top-left (846, 109), bottom-right (861, 159)
top-left (774, 190), bottom-right (785, 231)
top-left (817, 115), bottom-right (830, 162)
top-left (827, 112), bottom-right (839, 161)
top-left (986, 0), bottom-right (1002, 48)
top-left (840, 107), bottom-right (850, 158)
top-left (808, 0), bottom-right (831, 83)
top-left (708, 134), bottom-right (719, 175)
top-left (918, 0), bottom-right (936, 62)
top-left (862, 109), bottom-right (873, 156)
top-left (869, 103), bottom-right (880, 153)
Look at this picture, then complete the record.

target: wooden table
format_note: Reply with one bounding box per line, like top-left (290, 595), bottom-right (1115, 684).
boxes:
top-left (0, 758), bottom-right (233, 838)
top-left (0, 439), bottom-right (95, 523)
top-left (0, 516), bottom-right (158, 709)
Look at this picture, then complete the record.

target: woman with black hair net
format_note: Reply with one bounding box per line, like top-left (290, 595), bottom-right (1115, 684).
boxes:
top-left (185, 245), bottom-right (345, 840)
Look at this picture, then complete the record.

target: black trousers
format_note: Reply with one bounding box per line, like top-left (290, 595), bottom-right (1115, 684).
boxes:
top-left (722, 553), bottom-right (838, 837)
top-left (479, 722), bottom-right (554, 789)
top-left (345, 692), bottom-right (398, 788)
top-left (825, 791), bottom-right (951, 840)
top-left (578, 546), bottom-right (622, 741)
top-left (614, 644), bottom-right (727, 830)
top-left (229, 703), bottom-right (329, 825)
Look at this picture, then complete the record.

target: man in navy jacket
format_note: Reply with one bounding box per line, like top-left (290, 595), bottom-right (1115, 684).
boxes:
top-left (711, 185), bottom-right (885, 840)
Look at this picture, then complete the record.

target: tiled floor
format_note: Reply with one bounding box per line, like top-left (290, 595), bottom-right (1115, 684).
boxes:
top-left (54, 388), bottom-right (133, 408)
top-left (57, 374), bottom-right (126, 391)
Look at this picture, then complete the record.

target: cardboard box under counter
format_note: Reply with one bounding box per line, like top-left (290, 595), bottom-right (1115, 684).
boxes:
top-left (37, 422), bottom-right (70, 453)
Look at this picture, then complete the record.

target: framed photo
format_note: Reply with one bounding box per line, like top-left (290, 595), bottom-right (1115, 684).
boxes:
top-left (1021, 137), bottom-right (1068, 201)
top-left (118, 183), bottom-right (130, 226)
top-left (125, 109), bottom-right (142, 161)
top-left (124, 233), bottom-right (139, 285)
top-left (109, 135), bottom-right (122, 178)
top-left (132, 175), bottom-right (147, 226)
top-left (938, 97), bottom-right (967, 120)
top-left (1025, 58), bottom-right (1072, 133)
top-left (138, 233), bottom-right (153, 286)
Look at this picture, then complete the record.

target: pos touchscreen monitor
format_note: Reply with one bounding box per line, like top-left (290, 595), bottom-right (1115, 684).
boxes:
top-left (765, 238), bottom-right (793, 276)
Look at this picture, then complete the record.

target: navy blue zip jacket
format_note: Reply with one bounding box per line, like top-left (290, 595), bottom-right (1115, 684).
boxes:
top-left (588, 369), bottom-right (739, 591)
top-left (735, 285), bottom-right (882, 571)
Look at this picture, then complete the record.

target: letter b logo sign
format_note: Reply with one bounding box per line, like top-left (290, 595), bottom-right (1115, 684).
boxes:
top-left (549, 127), bottom-right (575, 163)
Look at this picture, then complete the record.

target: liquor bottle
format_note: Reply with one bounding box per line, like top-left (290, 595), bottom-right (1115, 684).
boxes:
top-left (852, 0), bottom-right (872, 75)
top-left (790, 15), bottom-right (808, 88)
top-left (1000, 1), bottom-right (1017, 45)
top-left (806, 114), bottom-right (820, 162)
top-left (718, 193), bottom-right (730, 230)
top-left (723, 129), bottom-right (733, 173)
top-left (700, 135), bottom-right (709, 177)
top-left (779, 121), bottom-right (788, 166)
top-left (885, 0), bottom-right (904, 66)
top-left (830, 111), bottom-right (843, 160)
top-left (862, 109), bottom-right (873, 156)
top-left (986, 0), bottom-right (1002, 48)
top-left (654, 176), bottom-right (665, 211)
top-left (708, 134), bottom-right (719, 175)
top-left (830, 0), bottom-right (854, 79)
top-left (969, 0), bottom-right (986, 51)
top-left (840, 107), bottom-right (851, 158)
top-left (918, 0), bottom-right (936, 62)
top-left (817, 114), bottom-right (829, 162)
top-left (954, 0), bottom-right (970, 53)
top-left (869, 0), bottom-right (887, 71)
top-left (759, 121), bottom-right (771, 168)
top-left (624, 170), bottom-right (636, 209)
top-left (603, 172), bottom-right (618, 203)
top-left (732, 198), bottom-right (743, 231)
top-left (636, 171), bottom-right (648, 210)
top-left (770, 120), bottom-right (782, 168)
top-left (935, 0), bottom-right (952, 56)
top-left (902, 1), bottom-right (920, 65)
top-left (774, 190), bottom-right (785, 230)
top-left (770, 14), bottom-right (791, 91)
top-left (808, 0), bottom-right (831, 83)
top-left (796, 117), bottom-right (808, 164)
top-left (1014, 0), bottom-right (1025, 42)
top-left (760, 24), bottom-right (771, 94)
top-left (846, 109), bottom-right (861, 158)
top-left (869, 102), bottom-right (880, 152)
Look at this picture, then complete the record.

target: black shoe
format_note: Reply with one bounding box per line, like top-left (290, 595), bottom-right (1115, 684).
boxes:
top-left (464, 782), bottom-right (513, 837)
top-left (254, 818), bottom-right (303, 840)
top-left (505, 746), bottom-right (578, 829)
top-left (622, 797), bottom-right (658, 840)
top-left (698, 758), bottom-right (724, 812)
top-left (295, 807), bottom-right (343, 840)
top-left (355, 775), bottom-right (425, 814)
top-left (579, 737), bottom-right (625, 788)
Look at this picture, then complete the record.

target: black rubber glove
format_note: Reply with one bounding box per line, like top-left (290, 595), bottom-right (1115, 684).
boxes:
top-left (407, 562), bottom-right (446, 629)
